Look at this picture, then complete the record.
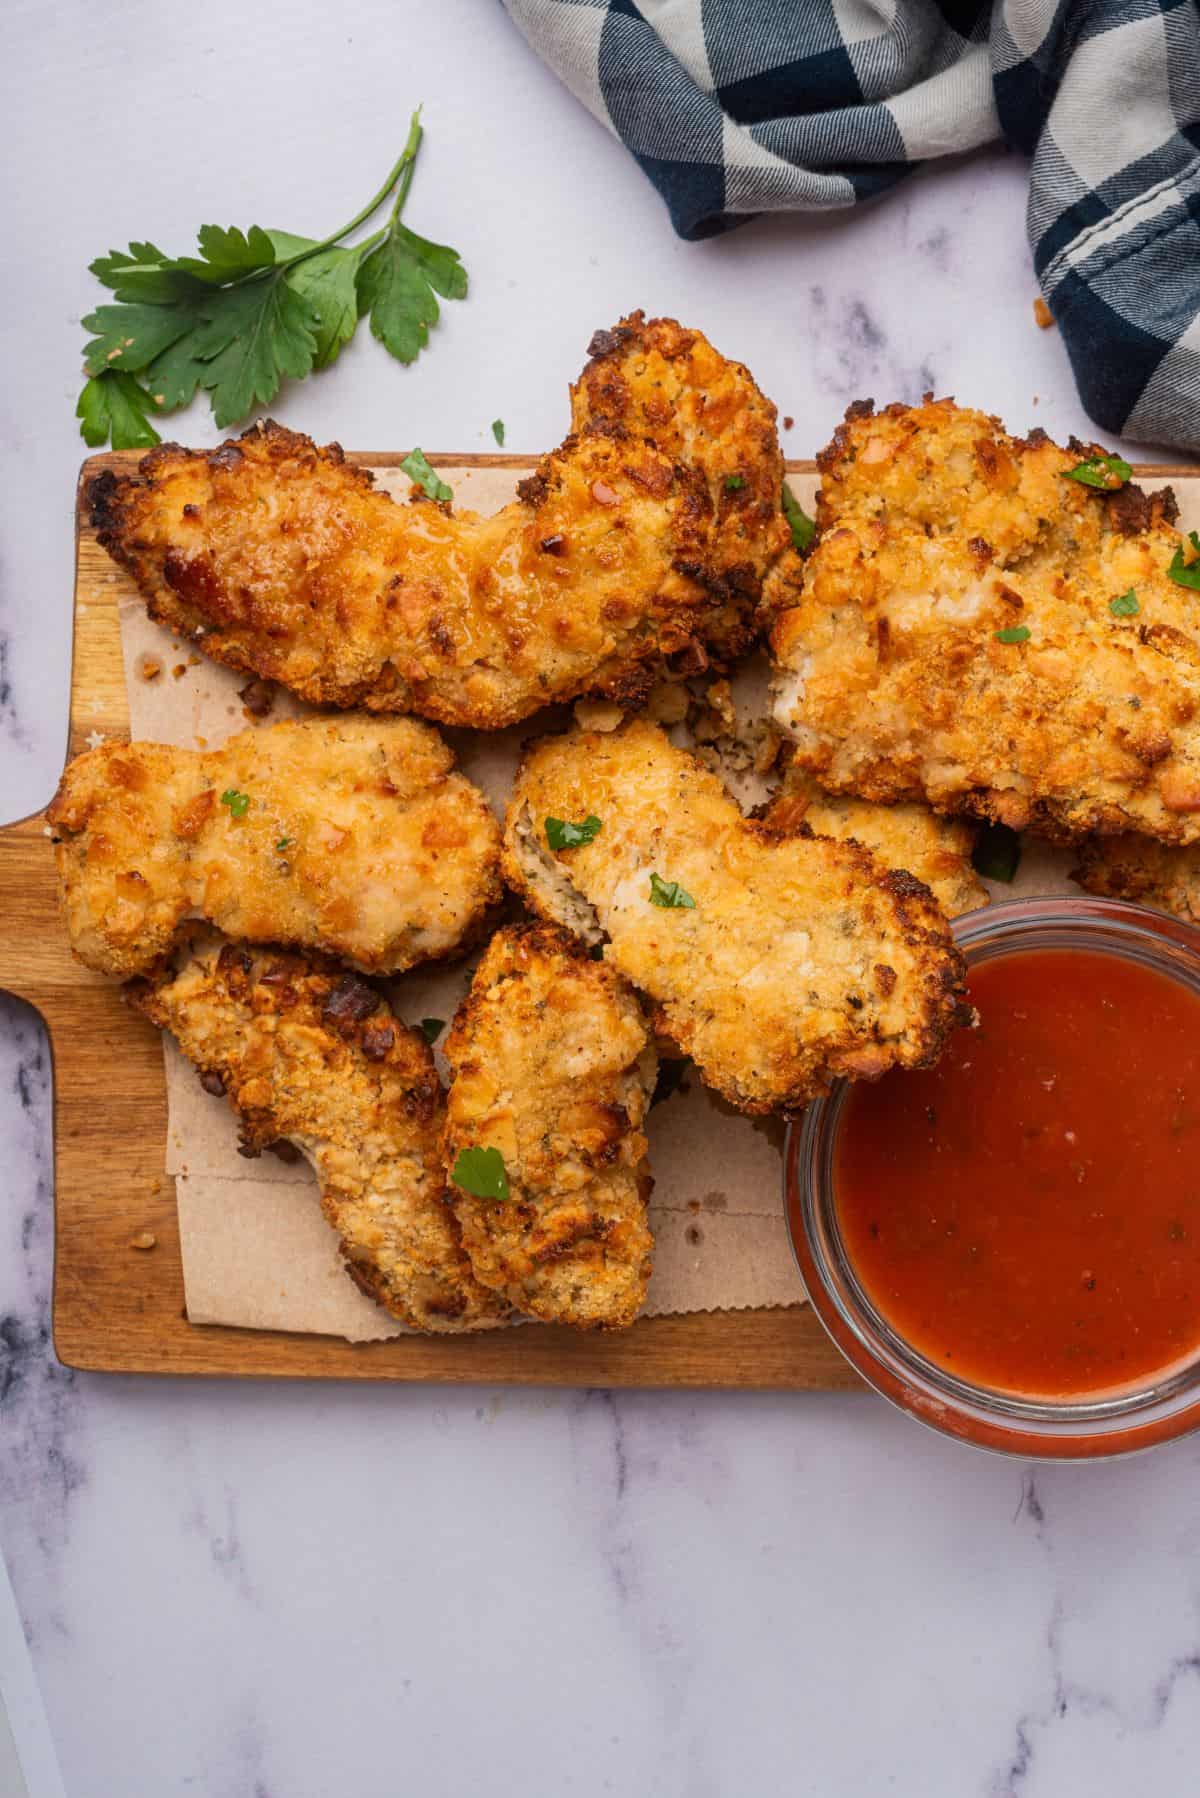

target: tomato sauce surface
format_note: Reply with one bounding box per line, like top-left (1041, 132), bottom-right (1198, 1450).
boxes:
top-left (834, 948), bottom-right (1200, 1399)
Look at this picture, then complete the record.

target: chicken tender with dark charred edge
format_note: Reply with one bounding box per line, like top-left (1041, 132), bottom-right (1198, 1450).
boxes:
top-left (502, 720), bottom-right (970, 1115)
top-left (763, 758), bottom-right (988, 918)
top-left (768, 398), bottom-right (1200, 844)
top-left (1072, 836), bottom-right (1200, 925)
top-left (87, 313), bottom-right (788, 729)
top-left (47, 716), bottom-right (501, 979)
top-left (127, 935), bottom-right (506, 1331)
top-left (443, 924), bottom-right (655, 1329)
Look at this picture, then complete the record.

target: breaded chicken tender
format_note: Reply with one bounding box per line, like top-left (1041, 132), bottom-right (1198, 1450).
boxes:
top-left (1072, 835), bottom-right (1200, 925)
top-left (768, 398), bottom-right (1200, 844)
top-left (443, 924), bottom-right (655, 1328)
top-left (128, 934), bottom-right (506, 1331)
top-left (48, 716), bottom-right (500, 979)
top-left (502, 721), bottom-right (970, 1114)
top-left (763, 759), bottom-right (988, 918)
top-left (88, 314), bottom-right (788, 729)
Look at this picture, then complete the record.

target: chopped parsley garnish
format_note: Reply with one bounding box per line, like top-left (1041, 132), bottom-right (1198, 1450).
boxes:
top-left (77, 112), bottom-right (466, 448)
top-left (1168, 531), bottom-right (1200, 591)
top-left (491, 419), bottom-right (505, 446)
top-left (649, 872), bottom-right (696, 909)
top-left (545, 814), bottom-right (601, 851)
top-left (275, 835), bottom-right (294, 851)
top-left (401, 447), bottom-right (453, 503)
top-left (782, 482), bottom-right (816, 552)
top-left (994, 625), bottom-right (1031, 644)
top-left (1109, 589), bottom-right (1139, 617)
top-left (972, 822), bottom-right (1022, 884)
top-left (420, 1017), bottom-right (445, 1044)
top-left (451, 1146), bottom-right (509, 1201)
top-left (725, 474), bottom-right (746, 492)
top-left (1062, 452), bottom-right (1132, 490)
top-left (220, 788), bottom-right (250, 818)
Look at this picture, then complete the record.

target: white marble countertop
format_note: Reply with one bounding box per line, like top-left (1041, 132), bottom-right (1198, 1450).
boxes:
top-left (4, 4), bottom-right (1200, 1793)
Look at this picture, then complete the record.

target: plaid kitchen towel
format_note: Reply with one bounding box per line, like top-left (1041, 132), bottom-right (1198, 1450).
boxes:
top-left (502, 0), bottom-right (1200, 452)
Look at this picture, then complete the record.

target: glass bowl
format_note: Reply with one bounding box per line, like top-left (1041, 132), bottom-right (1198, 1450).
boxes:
top-left (785, 895), bottom-right (1200, 1460)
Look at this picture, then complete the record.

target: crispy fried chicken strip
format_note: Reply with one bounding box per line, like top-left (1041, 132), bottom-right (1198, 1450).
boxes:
top-left (763, 759), bottom-right (988, 918)
top-left (502, 720), bottom-right (970, 1115)
top-left (128, 935), bottom-right (506, 1331)
top-left (443, 924), bottom-right (655, 1329)
top-left (1072, 835), bottom-right (1200, 925)
top-left (87, 313), bottom-right (788, 729)
top-left (768, 398), bottom-right (1200, 843)
top-left (48, 716), bottom-right (500, 979)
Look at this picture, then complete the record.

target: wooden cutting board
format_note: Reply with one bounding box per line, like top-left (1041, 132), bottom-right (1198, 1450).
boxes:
top-left (0, 450), bottom-right (869, 1388)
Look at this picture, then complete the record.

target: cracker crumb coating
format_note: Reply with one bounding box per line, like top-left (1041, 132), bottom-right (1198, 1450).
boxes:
top-left (47, 715), bottom-right (501, 978)
top-left (443, 924), bottom-right (655, 1329)
top-left (763, 758), bottom-right (988, 918)
top-left (1072, 835), bottom-right (1200, 925)
top-left (88, 313), bottom-right (787, 729)
top-left (128, 934), bottom-right (506, 1331)
top-left (768, 397), bottom-right (1200, 843)
top-left (502, 720), bottom-right (970, 1115)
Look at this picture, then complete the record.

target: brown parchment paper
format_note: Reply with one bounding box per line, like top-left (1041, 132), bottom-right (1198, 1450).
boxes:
top-left (116, 465), bottom-right (1081, 1342)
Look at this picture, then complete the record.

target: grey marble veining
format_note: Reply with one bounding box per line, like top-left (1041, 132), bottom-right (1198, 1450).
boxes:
top-left (4, 1), bottom-right (1200, 1793)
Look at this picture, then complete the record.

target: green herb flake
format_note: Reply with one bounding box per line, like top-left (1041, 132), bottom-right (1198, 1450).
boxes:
top-left (491, 419), bottom-right (505, 446)
top-left (401, 446), bottom-right (453, 503)
top-left (451, 1146), bottom-right (509, 1201)
top-left (420, 1017), bottom-right (445, 1045)
top-left (1062, 452), bottom-right (1132, 490)
top-left (1168, 532), bottom-right (1200, 591)
top-left (545, 814), bottom-right (602, 851)
top-left (725, 474), bottom-right (746, 492)
top-left (648, 872), bottom-right (696, 910)
top-left (971, 822), bottom-right (1022, 884)
top-left (782, 482), bottom-right (816, 553)
top-left (1109, 589), bottom-right (1139, 617)
top-left (275, 836), bottom-right (294, 851)
top-left (220, 788), bottom-right (250, 818)
top-left (994, 625), bottom-right (1031, 645)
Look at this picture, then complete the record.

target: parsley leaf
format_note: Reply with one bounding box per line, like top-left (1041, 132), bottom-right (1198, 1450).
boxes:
top-left (994, 625), bottom-right (1031, 644)
top-left (1062, 452), bottom-right (1132, 490)
top-left (491, 419), bottom-right (505, 446)
top-left (357, 221), bottom-right (467, 364)
top-left (401, 448), bottom-right (453, 503)
top-left (545, 814), bottom-right (602, 851)
top-left (276, 836), bottom-right (294, 851)
top-left (451, 1146), bottom-right (509, 1201)
top-left (420, 1017), bottom-right (446, 1045)
top-left (725, 474), bottom-right (746, 492)
top-left (76, 112), bottom-right (467, 448)
top-left (76, 371), bottom-right (162, 450)
top-left (1168, 532), bottom-right (1200, 591)
top-left (220, 787), bottom-right (250, 818)
top-left (972, 822), bottom-right (1021, 884)
top-left (649, 873), bottom-right (696, 909)
top-left (782, 482), bottom-right (816, 552)
top-left (1110, 589), bottom-right (1139, 617)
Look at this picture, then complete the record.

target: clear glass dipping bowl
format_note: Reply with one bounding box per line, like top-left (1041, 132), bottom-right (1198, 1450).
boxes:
top-left (785, 896), bottom-right (1200, 1460)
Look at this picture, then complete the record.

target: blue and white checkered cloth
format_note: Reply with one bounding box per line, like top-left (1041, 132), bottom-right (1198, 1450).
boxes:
top-left (502, 0), bottom-right (1200, 452)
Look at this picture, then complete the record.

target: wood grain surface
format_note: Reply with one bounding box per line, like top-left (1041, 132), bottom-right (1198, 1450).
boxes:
top-left (0, 450), bottom-right (869, 1387)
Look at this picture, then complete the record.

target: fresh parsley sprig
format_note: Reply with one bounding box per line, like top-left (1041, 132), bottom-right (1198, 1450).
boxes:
top-left (545, 815), bottom-right (602, 851)
top-left (452, 1147), bottom-right (510, 1201)
top-left (1062, 452), bottom-right (1132, 490)
top-left (783, 482), bottom-right (816, 553)
top-left (77, 110), bottom-right (467, 450)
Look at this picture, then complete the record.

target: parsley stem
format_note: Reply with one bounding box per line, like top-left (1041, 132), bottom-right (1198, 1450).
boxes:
top-left (285, 110), bottom-right (424, 272)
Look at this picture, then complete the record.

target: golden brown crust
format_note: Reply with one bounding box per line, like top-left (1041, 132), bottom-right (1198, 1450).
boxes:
top-left (767, 397), bottom-right (1200, 844)
top-left (46, 716), bottom-right (501, 979)
top-left (89, 314), bottom-right (788, 730)
top-left (501, 720), bottom-right (970, 1115)
top-left (1072, 835), bottom-right (1200, 924)
top-left (127, 934), bottom-right (506, 1331)
top-left (442, 923), bottom-right (655, 1328)
top-left (762, 756), bottom-right (988, 918)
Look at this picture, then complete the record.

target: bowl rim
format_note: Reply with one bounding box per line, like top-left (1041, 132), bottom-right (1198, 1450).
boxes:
top-left (784, 893), bottom-right (1200, 1461)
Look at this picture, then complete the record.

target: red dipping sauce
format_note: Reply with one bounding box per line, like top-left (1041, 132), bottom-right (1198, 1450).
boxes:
top-left (835, 948), bottom-right (1200, 1401)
